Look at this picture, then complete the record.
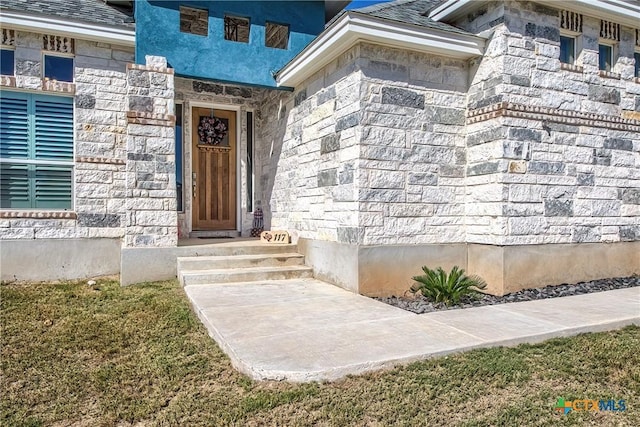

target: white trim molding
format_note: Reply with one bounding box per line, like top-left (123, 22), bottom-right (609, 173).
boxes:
top-left (430, 0), bottom-right (640, 30)
top-left (0, 9), bottom-right (135, 47)
top-left (276, 11), bottom-right (485, 88)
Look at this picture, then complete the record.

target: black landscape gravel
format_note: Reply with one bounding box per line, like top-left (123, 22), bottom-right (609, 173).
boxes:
top-left (374, 275), bottom-right (640, 314)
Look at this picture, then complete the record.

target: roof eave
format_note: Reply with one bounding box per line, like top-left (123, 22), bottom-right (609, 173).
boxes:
top-left (430, 0), bottom-right (640, 29)
top-left (0, 9), bottom-right (135, 47)
top-left (276, 11), bottom-right (485, 88)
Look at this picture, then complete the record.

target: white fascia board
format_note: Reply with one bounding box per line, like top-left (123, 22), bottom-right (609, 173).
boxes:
top-left (431, 0), bottom-right (640, 29)
top-left (0, 10), bottom-right (135, 47)
top-left (429, 0), bottom-right (475, 21)
top-left (276, 12), bottom-right (485, 88)
top-left (537, 0), bottom-right (640, 29)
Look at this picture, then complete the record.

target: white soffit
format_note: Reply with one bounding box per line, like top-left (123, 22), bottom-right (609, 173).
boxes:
top-left (277, 12), bottom-right (485, 88)
top-left (0, 9), bottom-right (135, 47)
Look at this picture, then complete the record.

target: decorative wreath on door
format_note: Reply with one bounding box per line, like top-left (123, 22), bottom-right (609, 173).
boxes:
top-left (198, 116), bottom-right (228, 145)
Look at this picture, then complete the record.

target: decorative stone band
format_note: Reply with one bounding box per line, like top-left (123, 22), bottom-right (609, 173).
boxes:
top-left (467, 102), bottom-right (640, 132)
top-left (0, 76), bottom-right (75, 94)
top-left (42, 79), bottom-right (75, 94)
top-left (0, 76), bottom-right (16, 87)
top-left (75, 156), bottom-right (126, 165)
top-left (560, 63), bottom-right (583, 73)
top-left (126, 111), bottom-right (175, 127)
top-left (0, 210), bottom-right (77, 219)
top-left (126, 63), bottom-right (174, 75)
top-left (599, 70), bottom-right (621, 80)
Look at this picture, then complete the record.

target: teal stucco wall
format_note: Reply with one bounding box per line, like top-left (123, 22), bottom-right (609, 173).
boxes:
top-left (135, 1), bottom-right (325, 88)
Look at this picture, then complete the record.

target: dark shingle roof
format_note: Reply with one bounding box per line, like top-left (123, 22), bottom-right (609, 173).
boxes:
top-left (335, 0), bottom-right (472, 36)
top-left (0, 0), bottom-right (134, 29)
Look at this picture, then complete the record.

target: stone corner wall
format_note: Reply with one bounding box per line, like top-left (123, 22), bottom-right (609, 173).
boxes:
top-left (124, 55), bottom-right (178, 247)
top-left (463, 1), bottom-right (640, 246)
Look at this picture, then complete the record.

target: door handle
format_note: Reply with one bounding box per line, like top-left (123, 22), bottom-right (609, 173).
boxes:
top-left (192, 172), bottom-right (197, 198)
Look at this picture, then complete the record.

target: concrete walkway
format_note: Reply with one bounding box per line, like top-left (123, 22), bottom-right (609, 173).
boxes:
top-left (184, 279), bottom-right (640, 382)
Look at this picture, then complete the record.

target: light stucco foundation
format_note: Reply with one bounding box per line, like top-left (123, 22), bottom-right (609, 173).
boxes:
top-left (299, 238), bottom-right (640, 297)
top-left (0, 238), bottom-right (121, 282)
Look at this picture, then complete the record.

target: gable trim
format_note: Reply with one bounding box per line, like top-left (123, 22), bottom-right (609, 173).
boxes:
top-left (276, 11), bottom-right (484, 88)
top-left (0, 9), bottom-right (135, 47)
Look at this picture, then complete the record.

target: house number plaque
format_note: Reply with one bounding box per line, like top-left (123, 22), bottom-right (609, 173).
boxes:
top-left (260, 230), bottom-right (290, 244)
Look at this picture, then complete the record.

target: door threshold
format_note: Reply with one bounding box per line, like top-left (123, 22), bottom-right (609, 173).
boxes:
top-left (189, 230), bottom-right (241, 239)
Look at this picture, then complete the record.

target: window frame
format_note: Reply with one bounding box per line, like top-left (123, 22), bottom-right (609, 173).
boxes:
top-left (265, 21), bottom-right (290, 50)
top-left (634, 50), bottom-right (640, 78)
top-left (179, 5), bottom-right (209, 37)
top-left (42, 51), bottom-right (75, 83)
top-left (0, 47), bottom-right (15, 76)
top-left (559, 34), bottom-right (576, 65)
top-left (0, 91), bottom-right (75, 210)
top-left (224, 15), bottom-right (251, 43)
top-left (246, 110), bottom-right (254, 213)
top-left (175, 102), bottom-right (184, 213)
top-left (598, 42), bottom-right (615, 72)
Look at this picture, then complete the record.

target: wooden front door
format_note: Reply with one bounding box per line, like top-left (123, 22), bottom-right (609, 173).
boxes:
top-left (191, 107), bottom-right (236, 230)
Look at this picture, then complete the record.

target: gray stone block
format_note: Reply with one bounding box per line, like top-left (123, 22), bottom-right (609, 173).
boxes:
top-left (77, 213), bottom-right (121, 228)
top-left (192, 81), bottom-right (223, 94)
top-left (317, 168), bottom-right (338, 187)
top-left (339, 163), bottom-right (354, 184)
top-left (335, 113), bottom-right (359, 131)
top-left (469, 94), bottom-right (503, 109)
top-left (525, 23), bottom-right (559, 42)
top-left (408, 172), bottom-right (438, 185)
top-left (528, 161), bottom-right (565, 175)
top-left (577, 173), bottom-right (595, 186)
top-left (620, 225), bottom-right (640, 241)
top-left (544, 199), bottom-right (573, 217)
top-left (467, 127), bottom-right (504, 147)
top-left (128, 96), bottom-right (153, 113)
top-left (588, 86), bottom-right (620, 104)
top-left (16, 60), bottom-right (41, 77)
top-left (320, 134), bottom-right (340, 154)
top-left (509, 128), bottom-right (542, 142)
top-left (620, 188), bottom-right (640, 204)
top-left (572, 225), bottom-right (601, 243)
top-left (75, 94), bottom-right (96, 109)
top-left (603, 138), bottom-right (633, 151)
top-left (381, 87), bottom-right (425, 109)
top-left (433, 107), bottom-right (465, 125)
top-left (127, 70), bottom-right (150, 88)
top-left (127, 153), bottom-right (154, 161)
top-left (467, 161), bottom-right (500, 176)
top-left (509, 76), bottom-right (531, 87)
top-left (225, 86), bottom-right (252, 98)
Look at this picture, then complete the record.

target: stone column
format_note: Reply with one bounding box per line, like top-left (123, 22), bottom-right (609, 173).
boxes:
top-left (124, 56), bottom-right (177, 247)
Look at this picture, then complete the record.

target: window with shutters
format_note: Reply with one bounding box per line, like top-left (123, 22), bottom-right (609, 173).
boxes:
top-left (0, 92), bottom-right (74, 210)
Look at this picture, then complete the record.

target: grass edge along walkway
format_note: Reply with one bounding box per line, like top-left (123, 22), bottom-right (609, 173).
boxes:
top-left (1, 279), bottom-right (638, 426)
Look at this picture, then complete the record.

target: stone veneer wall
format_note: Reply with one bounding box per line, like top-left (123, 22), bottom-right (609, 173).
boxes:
top-left (357, 43), bottom-right (469, 245)
top-left (174, 77), bottom-right (267, 237)
top-left (0, 30), bottom-right (134, 241)
top-left (260, 42), bottom-right (469, 246)
top-left (258, 45), bottom-right (362, 243)
top-left (459, 0), bottom-right (640, 247)
top-left (124, 57), bottom-right (177, 247)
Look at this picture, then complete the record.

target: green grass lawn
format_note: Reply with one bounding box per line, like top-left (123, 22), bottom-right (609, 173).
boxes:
top-left (1, 279), bottom-right (638, 426)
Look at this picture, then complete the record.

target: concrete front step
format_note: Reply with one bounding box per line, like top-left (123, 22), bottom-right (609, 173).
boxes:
top-left (180, 265), bottom-right (314, 286)
top-left (179, 243), bottom-right (300, 257)
top-left (177, 253), bottom-right (305, 271)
